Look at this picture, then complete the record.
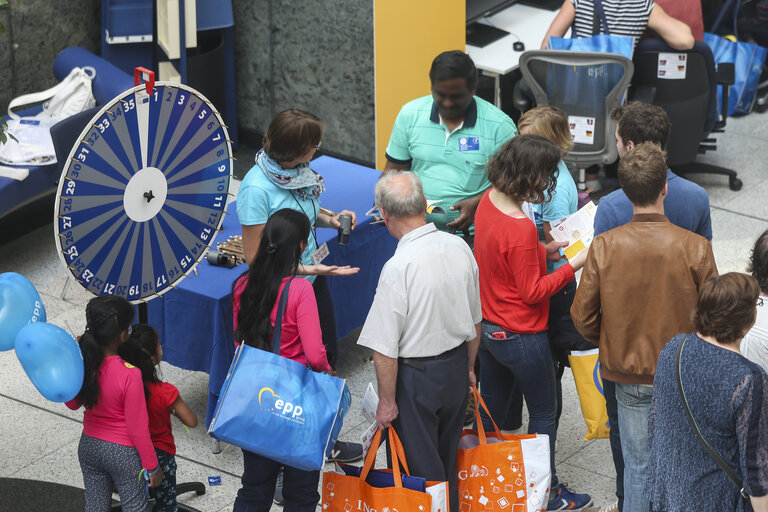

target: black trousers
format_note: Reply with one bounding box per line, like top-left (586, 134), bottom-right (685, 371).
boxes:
top-left (392, 343), bottom-right (469, 512)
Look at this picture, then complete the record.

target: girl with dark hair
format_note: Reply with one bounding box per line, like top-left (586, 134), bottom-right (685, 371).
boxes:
top-left (473, 135), bottom-right (592, 510)
top-left (119, 324), bottom-right (198, 512)
top-left (236, 109), bottom-right (362, 469)
top-left (65, 296), bottom-right (161, 512)
top-left (743, 229), bottom-right (768, 371)
top-left (232, 208), bottom-right (332, 511)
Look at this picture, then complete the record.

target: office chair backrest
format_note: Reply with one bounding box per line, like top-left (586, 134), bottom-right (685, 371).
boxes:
top-left (519, 50), bottom-right (634, 168)
top-left (631, 39), bottom-right (717, 167)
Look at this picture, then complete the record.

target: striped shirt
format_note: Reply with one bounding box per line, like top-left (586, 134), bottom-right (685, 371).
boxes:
top-left (571, 0), bottom-right (654, 45)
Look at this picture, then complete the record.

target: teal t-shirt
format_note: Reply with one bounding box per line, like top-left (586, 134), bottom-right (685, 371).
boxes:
top-left (385, 95), bottom-right (518, 232)
top-left (530, 160), bottom-right (578, 273)
top-left (236, 164), bottom-right (319, 282)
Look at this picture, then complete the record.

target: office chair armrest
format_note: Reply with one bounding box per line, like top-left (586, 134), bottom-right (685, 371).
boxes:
top-left (630, 84), bottom-right (656, 104)
top-left (716, 62), bottom-right (735, 86)
top-left (714, 62), bottom-right (735, 130)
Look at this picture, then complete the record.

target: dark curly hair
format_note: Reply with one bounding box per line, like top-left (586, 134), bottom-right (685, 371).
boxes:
top-left (487, 134), bottom-right (560, 204)
top-left (747, 229), bottom-right (768, 294)
top-left (695, 273), bottom-right (760, 344)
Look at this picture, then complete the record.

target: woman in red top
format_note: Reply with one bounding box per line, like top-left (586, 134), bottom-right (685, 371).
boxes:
top-left (119, 324), bottom-right (198, 512)
top-left (231, 208), bottom-right (331, 511)
top-left (66, 296), bottom-right (161, 512)
top-left (473, 134), bottom-right (590, 510)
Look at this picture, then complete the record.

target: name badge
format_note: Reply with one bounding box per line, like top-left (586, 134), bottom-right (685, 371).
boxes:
top-left (312, 242), bottom-right (330, 265)
top-left (459, 137), bottom-right (479, 151)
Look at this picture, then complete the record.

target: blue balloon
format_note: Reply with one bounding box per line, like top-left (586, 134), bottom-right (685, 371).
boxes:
top-left (0, 272), bottom-right (46, 351)
top-left (15, 322), bottom-right (83, 403)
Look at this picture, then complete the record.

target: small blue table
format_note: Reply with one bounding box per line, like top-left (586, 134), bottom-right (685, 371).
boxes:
top-left (146, 156), bottom-right (397, 424)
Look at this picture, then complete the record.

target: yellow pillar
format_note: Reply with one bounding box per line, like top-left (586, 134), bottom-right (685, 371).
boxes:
top-left (373, 0), bottom-right (465, 171)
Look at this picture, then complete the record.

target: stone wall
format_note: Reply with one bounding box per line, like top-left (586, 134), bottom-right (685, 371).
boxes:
top-left (233, 0), bottom-right (375, 164)
top-left (0, 0), bottom-right (101, 114)
top-left (0, 0), bottom-right (376, 164)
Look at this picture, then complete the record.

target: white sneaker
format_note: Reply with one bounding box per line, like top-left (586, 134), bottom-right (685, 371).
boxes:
top-left (581, 502), bottom-right (619, 512)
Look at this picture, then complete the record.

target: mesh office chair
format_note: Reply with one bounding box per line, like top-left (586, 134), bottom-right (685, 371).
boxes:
top-left (631, 39), bottom-right (741, 190)
top-left (519, 50), bottom-right (634, 193)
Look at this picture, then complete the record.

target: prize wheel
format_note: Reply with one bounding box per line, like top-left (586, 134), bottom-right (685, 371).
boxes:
top-left (54, 70), bottom-right (233, 303)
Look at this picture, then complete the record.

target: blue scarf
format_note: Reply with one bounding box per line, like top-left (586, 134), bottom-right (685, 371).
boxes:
top-left (256, 149), bottom-right (325, 200)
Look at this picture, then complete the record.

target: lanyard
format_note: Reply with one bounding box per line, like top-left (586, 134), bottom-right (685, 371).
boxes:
top-left (290, 191), bottom-right (319, 249)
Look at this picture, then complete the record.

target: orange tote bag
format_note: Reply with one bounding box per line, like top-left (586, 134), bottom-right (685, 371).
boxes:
top-left (457, 387), bottom-right (552, 512)
top-left (322, 427), bottom-right (440, 512)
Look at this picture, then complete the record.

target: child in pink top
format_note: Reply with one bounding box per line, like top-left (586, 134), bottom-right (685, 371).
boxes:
top-left (231, 208), bottom-right (331, 511)
top-left (66, 296), bottom-right (161, 512)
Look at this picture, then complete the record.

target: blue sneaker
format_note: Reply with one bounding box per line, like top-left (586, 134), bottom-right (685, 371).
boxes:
top-left (547, 482), bottom-right (593, 510)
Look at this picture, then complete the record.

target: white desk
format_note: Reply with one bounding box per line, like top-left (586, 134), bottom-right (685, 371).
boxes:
top-left (466, 3), bottom-right (566, 106)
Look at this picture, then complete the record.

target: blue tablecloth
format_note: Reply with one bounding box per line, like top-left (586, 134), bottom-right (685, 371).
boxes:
top-left (146, 156), bottom-right (397, 424)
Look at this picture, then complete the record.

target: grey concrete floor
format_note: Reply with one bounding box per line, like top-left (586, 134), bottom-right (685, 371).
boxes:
top-left (1, 111), bottom-right (768, 511)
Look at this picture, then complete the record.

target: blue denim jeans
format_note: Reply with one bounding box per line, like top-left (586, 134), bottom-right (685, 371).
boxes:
top-left (478, 322), bottom-right (558, 486)
top-left (616, 382), bottom-right (653, 512)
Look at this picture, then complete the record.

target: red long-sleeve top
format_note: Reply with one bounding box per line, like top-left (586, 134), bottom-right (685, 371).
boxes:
top-left (233, 275), bottom-right (331, 372)
top-left (474, 190), bottom-right (575, 333)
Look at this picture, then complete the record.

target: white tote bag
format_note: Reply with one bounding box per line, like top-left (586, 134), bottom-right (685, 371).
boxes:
top-left (1, 66), bottom-right (96, 166)
top-left (8, 66), bottom-right (96, 121)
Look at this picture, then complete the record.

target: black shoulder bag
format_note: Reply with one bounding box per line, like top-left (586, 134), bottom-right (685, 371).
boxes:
top-left (676, 335), bottom-right (749, 500)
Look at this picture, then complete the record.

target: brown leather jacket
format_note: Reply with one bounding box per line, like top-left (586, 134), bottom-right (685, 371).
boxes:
top-left (571, 214), bottom-right (718, 384)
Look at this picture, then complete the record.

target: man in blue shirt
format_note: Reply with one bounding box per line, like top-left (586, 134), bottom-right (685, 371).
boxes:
top-left (592, 101), bottom-right (712, 512)
top-left (594, 102), bottom-right (712, 240)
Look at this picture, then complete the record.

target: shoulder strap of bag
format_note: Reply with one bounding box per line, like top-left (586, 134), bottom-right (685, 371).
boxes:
top-left (676, 335), bottom-right (749, 500)
top-left (270, 278), bottom-right (293, 354)
top-left (593, 0), bottom-right (610, 35)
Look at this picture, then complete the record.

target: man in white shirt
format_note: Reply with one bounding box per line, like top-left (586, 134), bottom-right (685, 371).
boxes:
top-left (358, 170), bottom-right (482, 512)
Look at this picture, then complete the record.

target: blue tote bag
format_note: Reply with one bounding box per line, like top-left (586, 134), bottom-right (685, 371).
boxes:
top-left (208, 278), bottom-right (351, 471)
top-left (703, 32), bottom-right (768, 116)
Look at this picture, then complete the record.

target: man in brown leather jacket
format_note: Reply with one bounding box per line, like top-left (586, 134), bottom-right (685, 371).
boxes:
top-left (571, 142), bottom-right (717, 512)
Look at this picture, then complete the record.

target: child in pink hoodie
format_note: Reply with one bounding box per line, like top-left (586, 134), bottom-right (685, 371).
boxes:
top-left (66, 296), bottom-right (161, 512)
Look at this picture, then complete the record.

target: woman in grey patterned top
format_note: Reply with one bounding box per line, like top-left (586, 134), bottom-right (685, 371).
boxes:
top-left (646, 273), bottom-right (768, 512)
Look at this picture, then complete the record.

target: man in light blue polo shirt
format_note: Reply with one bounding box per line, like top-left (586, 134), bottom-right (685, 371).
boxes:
top-left (384, 50), bottom-right (518, 234)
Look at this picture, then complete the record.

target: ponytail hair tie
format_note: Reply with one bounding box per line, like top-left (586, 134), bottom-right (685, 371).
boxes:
top-left (265, 242), bottom-right (278, 254)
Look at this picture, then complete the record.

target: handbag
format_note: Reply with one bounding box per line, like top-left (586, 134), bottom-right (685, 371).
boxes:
top-left (323, 427), bottom-right (449, 512)
top-left (676, 335), bottom-right (749, 500)
top-left (8, 66), bottom-right (96, 121)
top-left (457, 387), bottom-right (551, 512)
top-left (1, 66), bottom-right (96, 166)
top-left (208, 278), bottom-right (350, 471)
top-left (568, 348), bottom-right (610, 440)
top-left (704, 32), bottom-right (768, 116)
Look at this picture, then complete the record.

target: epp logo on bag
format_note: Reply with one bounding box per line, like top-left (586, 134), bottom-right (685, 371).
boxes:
top-left (257, 387), bottom-right (305, 424)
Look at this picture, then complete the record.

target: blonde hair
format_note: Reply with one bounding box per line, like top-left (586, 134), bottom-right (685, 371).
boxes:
top-left (518, 106), bottom-right (574, 158)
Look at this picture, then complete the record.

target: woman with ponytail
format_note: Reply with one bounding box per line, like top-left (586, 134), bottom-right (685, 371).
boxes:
top-left (66, 296), bottom-right (161, 512)
top-left (231, 208), bottom-right (331, 511)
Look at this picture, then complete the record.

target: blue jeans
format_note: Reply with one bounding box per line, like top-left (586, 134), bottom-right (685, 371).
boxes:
top-left (233, 449), bottom-right (319, 512)
top-left (478, 323), bottom-right (558, 486)
top-left (616, 382), bottom-right (653, 512)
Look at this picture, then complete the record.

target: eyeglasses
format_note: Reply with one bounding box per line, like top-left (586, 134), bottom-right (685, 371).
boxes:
top-left (127, 325), bottom-right (133, 335)
top-left (365, 205), bottom-right (381, 217)
top-left (315, 142), bottom-right (322, 150)
top-left (758, 297), bottom-right (764, 307)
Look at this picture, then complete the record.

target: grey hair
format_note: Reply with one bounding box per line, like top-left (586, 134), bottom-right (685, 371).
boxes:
top-left (374, 170), bottom-right (425, 219)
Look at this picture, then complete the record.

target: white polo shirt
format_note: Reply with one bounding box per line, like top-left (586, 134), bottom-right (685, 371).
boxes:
top-left (357, 223), bottom-right (482, 359)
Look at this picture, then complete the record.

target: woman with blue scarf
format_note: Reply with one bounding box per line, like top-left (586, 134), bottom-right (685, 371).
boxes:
top-left (236, 110), bottom-right (363, 487)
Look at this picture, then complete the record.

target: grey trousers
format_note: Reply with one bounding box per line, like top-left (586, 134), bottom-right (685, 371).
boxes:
top-left (392, 343), bottom-right (469, 512)
top-left (78, 433), bottom-right (150, 512)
